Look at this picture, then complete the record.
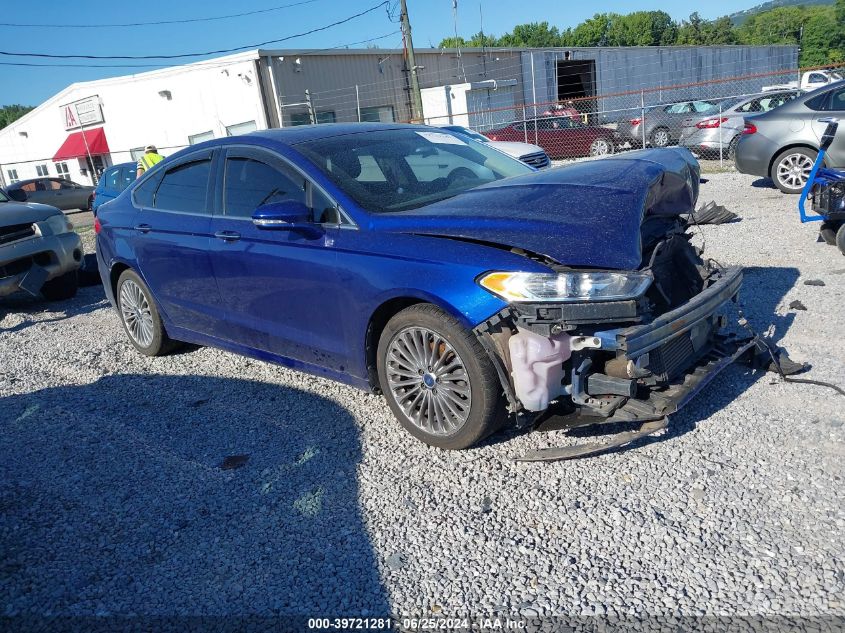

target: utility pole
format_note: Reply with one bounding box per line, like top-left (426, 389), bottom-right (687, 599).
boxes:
top-left (400, 0), bottom-right (424, 122)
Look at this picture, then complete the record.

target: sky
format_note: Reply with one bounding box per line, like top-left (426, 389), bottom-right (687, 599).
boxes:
top-left (1, 0), bottom-right (762, 105)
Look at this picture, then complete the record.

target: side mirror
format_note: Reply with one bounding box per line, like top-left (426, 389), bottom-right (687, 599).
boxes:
top-left (7, 189), bottom-right (27, 202)
top-left (251, 200), bottom-right (311, 229)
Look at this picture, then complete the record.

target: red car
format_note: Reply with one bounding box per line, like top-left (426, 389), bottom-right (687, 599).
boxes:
top-left (485, 116), bottom-right (616, 159)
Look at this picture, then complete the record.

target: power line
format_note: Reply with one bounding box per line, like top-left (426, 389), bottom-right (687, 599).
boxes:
top-left (0, 1), bottom-right (389, 60)
top-left (0, 0), bottom-right (320, 28)
top-left (0, 32), bottom-right (401, 69)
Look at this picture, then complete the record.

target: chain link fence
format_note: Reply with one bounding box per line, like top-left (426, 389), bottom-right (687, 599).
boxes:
top-left (290, 54), bottom-right (844, 172)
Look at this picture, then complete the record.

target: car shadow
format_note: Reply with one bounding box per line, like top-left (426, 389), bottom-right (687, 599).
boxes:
top-left (532, 265), bottom-right (801, 457)
top-left (0, 285), bottom-right (108, 334)
top-left (0, 374), bottom-right (390, 618)
top-left (751, 177), bottom-right (776, 189)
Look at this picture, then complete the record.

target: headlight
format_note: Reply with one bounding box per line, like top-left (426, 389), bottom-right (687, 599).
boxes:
top-left (44, 213), bottom-right (73, 235)
top-left (478, 271), bottom-right (653, 302)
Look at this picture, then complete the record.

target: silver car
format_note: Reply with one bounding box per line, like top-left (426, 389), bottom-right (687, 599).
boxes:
top-left (735, 81), bottom-right (845, 193)
top-left (680, 91), bottom-right (801, 158)
top-left (616, 100), bottom-right (721, 148)
top-left (0, 188), bottom-right (82, 299)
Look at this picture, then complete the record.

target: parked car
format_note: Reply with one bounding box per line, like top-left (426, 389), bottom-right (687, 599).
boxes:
top-left (93, 162), bottom-right (136, 213)
top-left (735, 81), bottom-right (845, 193)
top-left (6, 177), bottom-right (95, 212)
top-left (96, 123), bottom-right (747, 451)
top-left (484, 116), bottom-right (616, 158)
top-left (0, 188), bottom-right (81, 299)
top-left (436, 124), bottom-right (551, 169)
top-left (680, 91), bottom-right (801, 158)
top-left (616, 100), bottom-right (721, 149)
top-left (763, 69), bottom-right (843, 92)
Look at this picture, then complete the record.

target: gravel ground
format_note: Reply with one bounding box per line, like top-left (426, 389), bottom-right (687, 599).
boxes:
top-left (1, 172), bottom-right (843, 623)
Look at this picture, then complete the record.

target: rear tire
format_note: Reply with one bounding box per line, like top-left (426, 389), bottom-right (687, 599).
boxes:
top-left (41, 269), bottom-right (78, 301)
top-left (589, 138), bottom-right (614, 157)
top-left (115, 269), bottom-right (179, 356)
top-left (837, 223), bottom-right (845, 256)
top-left (650, 127), bottom-right (671, 148)
top-left (727, 135), bottom-right (740, 160)
top-left (820, 221), bottom-right (839, 246)
top-left (771, 147), bottom-right (817, 194)
top-left (377, 304), bottom-right (506, 450)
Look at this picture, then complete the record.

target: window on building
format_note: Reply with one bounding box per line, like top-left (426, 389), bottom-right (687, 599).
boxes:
top-left (188, 131), bottom-right (215, 145)
top-left (225, 120), bottom-right (257, 136)
top-left (223, 156), bottom-right (305, 218)
top-left (55, 162), bottom-right (69, 177)
top-left (359, 105), bottom-right (395, 123)
top-left (290, 111), bottom-right (336, 126)
top-left (35, 164), bottom-right (49, 177)
top-left (7, 169), bottom-right (18, 183)
top-left (154, 159), bottom-right (211, 212)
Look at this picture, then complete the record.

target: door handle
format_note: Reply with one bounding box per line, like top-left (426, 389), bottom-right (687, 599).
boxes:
top-left (133, 224), bottom-right (151, 233)
top-left (214, 230), bottom-right (241, 242)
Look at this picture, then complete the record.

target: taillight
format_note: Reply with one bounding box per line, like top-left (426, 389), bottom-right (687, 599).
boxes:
top-left (94, 218), bottom-right (101, 234)
top-left (742, 122), bottom-right (757, 135)
top-left (696, 117), bottom-right (729, 129)
top-left (629, 118), bottom-right (642, 125)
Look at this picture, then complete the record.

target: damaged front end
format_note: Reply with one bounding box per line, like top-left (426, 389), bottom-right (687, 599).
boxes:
top-left (474, 224), bottom-right (753, 445)
top-left (466, 149), bottom-right (759, 457)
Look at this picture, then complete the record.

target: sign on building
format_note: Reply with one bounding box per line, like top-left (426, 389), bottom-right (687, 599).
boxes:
top-left (60, 96), bottom-right (104, 130)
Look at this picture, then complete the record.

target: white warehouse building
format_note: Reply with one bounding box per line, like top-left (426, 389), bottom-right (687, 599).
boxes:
top-left (0, 51), bottom-right (268, 188)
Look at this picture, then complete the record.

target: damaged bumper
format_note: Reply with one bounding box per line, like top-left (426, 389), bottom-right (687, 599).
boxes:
top-left (475, 264), bottom-right (748, 424)
top-left (0, 229), bottom-right (82, 297)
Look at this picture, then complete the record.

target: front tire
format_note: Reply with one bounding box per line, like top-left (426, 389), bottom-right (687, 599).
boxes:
top-left (771, 147), bottom-right (817, 194)
top-left (41, 270), bottom-right (78, 301)
top-left (115, 269), bottom-right (179, 356)
top-left (377, 304), bottom-right (506, 450)
top-left (837, 223), bottom-right (845, 256)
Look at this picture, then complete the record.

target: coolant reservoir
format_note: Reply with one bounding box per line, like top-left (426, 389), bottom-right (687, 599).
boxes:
top-left (508, 327), bottom-right (572, 412)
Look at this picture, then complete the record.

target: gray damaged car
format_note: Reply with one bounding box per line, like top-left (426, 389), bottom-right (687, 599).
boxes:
top-left (0, 188), bottom-right (82, 300)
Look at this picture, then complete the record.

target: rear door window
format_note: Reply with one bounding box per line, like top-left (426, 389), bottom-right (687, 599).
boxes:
top-left (154, 160), bottom-right (212, 213)
top-left (119, 166), bottom-right (135, 190)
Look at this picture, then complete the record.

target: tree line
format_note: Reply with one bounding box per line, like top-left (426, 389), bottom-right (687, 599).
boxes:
top-left (439, 1), bottom-right (845, 67)
top-left (0, 105), bottom-right (35, 130)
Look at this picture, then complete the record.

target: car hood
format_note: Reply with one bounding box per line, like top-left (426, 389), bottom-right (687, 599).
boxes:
top-left (370, 148), bottom-right (699, 270)
top-left (488, 140), bottom-right (546, 157)
top-left (0, 201), bottom-right (62, 226)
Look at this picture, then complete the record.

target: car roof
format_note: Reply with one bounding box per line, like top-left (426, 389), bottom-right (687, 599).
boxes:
top-left (246, 122), bottom-right (420, 145)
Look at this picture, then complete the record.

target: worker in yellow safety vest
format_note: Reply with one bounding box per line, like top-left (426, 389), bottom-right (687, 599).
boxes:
top-left (136, 145), bottom-right (164, 177)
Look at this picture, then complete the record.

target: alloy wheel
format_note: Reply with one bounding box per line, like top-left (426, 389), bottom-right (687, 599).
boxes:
top-left (119, 279), bottom-right (155, 348)
top-left (590, 139), bottom-right (611, 156)
top-left (776, 153), bottom-right (814, 190)
top-left (652, 128), bottom-right (670, 147)
top-left (385, 326), bottom-right (472, 436)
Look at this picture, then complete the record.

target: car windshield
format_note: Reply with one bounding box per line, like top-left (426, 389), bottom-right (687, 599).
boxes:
top-left (0, 190), bottom-right (9, 203)
top-left (296, 128), bottom-right (533, 213)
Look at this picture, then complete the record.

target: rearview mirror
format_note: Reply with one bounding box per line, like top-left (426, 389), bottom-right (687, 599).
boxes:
top-left (251, 200), bottom-right (310, 229)
top-left (7, 189), bottom-right (27, 202)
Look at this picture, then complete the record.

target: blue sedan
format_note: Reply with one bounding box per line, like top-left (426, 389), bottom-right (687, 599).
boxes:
top-left (96, 123), bottom-right (747, 451)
